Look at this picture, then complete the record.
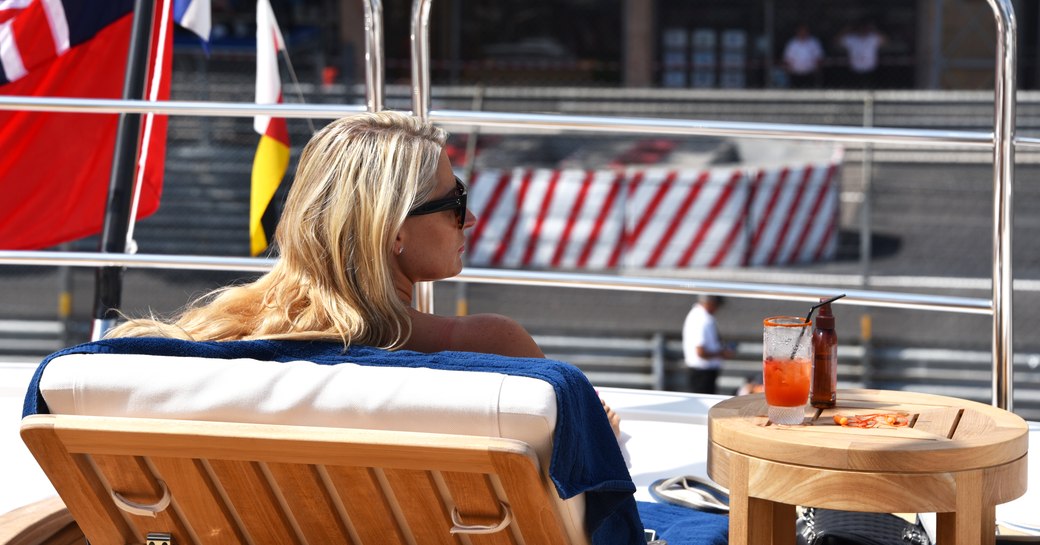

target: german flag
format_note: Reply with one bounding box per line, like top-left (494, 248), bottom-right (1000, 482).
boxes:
top-left (250, 0), bottom-right (289, 256)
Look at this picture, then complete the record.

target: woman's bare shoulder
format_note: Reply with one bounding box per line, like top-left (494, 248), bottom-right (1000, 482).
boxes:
top-left (450, 313), bottom-right (545, 358)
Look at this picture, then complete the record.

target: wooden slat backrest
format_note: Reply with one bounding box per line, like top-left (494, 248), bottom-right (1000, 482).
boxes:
top-left (324, 465), bottom-right (408, 544)
top-left (265, 462), bottom-right (354, 544)
top-left (442, 471), bottom-right (518, 545)
top-left (90, 454), bottom-right (195, 543)
top-left (21, 414), bottom-right (573, 545)
top-left (148, 456), bottom-right (245, 543)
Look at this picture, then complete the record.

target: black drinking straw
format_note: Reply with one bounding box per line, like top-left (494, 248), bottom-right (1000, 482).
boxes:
top-left (790, 293), bottom-right (846, 359)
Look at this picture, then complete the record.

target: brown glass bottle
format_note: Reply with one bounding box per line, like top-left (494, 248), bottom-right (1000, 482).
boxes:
top-left (811, 300), bottom-right (837, 408)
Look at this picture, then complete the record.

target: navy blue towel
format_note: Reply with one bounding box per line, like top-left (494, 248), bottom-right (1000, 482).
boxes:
top-left (636, 501), bottom-right (729, 545)
top-left (23, 338), bottom-right (645, 544)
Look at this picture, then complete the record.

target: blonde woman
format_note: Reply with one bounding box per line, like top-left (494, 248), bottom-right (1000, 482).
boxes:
top-left (107, 111), bottom-right (544, 356)
top-left (107, 111), bottom-right (620, 433)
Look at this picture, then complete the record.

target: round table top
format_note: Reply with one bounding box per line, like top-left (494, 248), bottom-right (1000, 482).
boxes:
top-left (708, 388), bottom-right (1029, 472)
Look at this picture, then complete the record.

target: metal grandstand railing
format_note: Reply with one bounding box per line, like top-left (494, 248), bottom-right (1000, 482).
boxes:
top-left (0, 0), bottom-right (1023, 411)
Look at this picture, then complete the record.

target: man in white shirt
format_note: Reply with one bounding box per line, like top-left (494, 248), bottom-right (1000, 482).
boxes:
top-left (783, 24), bottom-right (824, 88)
top-left (682, 295), bottom-right (733, 394)
top-left (838, 20), bottom-right (886, 88)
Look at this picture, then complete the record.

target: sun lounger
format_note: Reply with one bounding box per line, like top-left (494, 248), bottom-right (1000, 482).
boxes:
top-left (17, 339), bottom-right (648, 545)
top-left (21, 413), bottom-right (574, 544)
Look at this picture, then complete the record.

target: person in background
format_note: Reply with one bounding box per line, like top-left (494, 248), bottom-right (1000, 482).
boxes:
top-left (682, 295), bottom-right (735, 395)
top-left (782, 24), bottom-right (824, 89)
top-left (837, 19), bottom-right (886, 89)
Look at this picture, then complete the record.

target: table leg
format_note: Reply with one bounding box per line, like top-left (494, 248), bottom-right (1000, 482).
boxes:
top-left (936, 512), bottom-right (955, 545)
top-left (728, 454), bottom-right (752, 545)
top-left (936, 507), bottom-right (996, 545)
top-left (936, 470), bottom-right (996, 545)
top-left (769, 502), bottom-right (796, 545)
top-left (748, 497), bottom-right (779, 544)
top-left (727, 454), bottom-right (792, 545)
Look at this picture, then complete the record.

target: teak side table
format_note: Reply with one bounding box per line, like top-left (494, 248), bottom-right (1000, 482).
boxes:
top-left (708, 389), bottom-right (1029, 545)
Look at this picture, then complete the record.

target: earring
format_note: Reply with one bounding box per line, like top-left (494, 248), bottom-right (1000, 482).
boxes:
top-left (397, 246), bottom-right (404, 255)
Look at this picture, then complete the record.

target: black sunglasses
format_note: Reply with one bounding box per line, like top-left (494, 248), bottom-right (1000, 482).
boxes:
top-left (407, 177), bottom-right (468, 228)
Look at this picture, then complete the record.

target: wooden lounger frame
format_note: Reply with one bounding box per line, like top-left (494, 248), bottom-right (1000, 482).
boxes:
top-left (20, 414), bottom-right (575, 545)
top-left (0, 496), bottom-right (83, 545)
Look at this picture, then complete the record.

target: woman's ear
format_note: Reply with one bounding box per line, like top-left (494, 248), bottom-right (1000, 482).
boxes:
top-left (393, 232), bottom-right (404, 256)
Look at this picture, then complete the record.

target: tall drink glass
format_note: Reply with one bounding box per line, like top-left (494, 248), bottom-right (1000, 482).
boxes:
top-left (762, 316), bottom-right (813, 425)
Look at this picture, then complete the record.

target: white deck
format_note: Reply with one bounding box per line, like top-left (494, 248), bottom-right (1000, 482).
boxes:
top-left (0, 362), bottom-right (56, 516)
top-left (2, 364), bottom-right (1037, 536)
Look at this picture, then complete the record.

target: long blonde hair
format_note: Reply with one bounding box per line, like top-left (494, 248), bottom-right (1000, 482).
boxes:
top-left (106, 111), bottom-right (447, 348)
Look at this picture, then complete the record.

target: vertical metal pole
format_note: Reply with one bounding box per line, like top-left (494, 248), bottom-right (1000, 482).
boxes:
top-left (763, 0), bottom-right (775, 87)
top-left (363, 0), bottom-right (384, 112)
top-left (651, 332), bottom-right (666, 390)
top-left (929, 0), bottom-right (944, 89)
top-left (859, 94), bottom-right (875, 382)
top-left (410, 0), bottom-right (434, 313)
top-left (860, 314), bottom-right (874, 387)
top-left (449, 0), bottom-right (461, 83)
top-left (90, 0), bottom-right (155, 340)
top-left (410, 0), bottom-right (433, 120)
top-left (985, 0), bottom-right (1016, 411)
top-left (859, 93), bottom-right (874, 286)
top-left (454, 85), bottom-right (484, 317)
top-left (57, 243), bottom-right (72, 346)
top-left (1036, 6), bottom-right (1040, 90)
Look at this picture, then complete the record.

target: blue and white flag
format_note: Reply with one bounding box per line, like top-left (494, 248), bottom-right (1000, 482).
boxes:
top-left (173, 0), bottom-right (209, 43)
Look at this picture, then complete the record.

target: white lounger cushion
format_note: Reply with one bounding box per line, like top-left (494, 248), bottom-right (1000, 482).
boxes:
top-left (40, 353), bottom-right (557, 462)
top-left (38, 352), bottom-right (587, 543)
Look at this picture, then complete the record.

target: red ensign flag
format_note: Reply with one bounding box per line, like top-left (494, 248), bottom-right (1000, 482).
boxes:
top-left (0, 0), bottom-right (172, 249)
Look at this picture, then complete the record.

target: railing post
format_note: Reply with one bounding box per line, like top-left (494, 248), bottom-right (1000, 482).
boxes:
top-left (58, 243), bottom-right (73, 347)
top-left (986, 0), bottom-right (1016, 412)
top-left (362, 0), bottom-right (384, 113)
top-left (454, 86), bottom-right (485, 317)
top-left (410, 0), bottom-right (434, 313)
top-left (651, 332), bottom-right (667, 390)
top-left (858, 93), bottom-right (876, 386)
top-left (928, 0), bottom-right (945, 89)
top-left (410, 0), bottom-right (433, 121)
top-left (860, 314), bottom-right (874, 388)
top-left (762, 0), bottom-right (775, 87)
top-left (859, 93), bottom-right (874, 286)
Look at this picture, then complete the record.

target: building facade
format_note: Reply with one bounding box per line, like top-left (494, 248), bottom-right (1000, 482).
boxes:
top-left (211, 0), bottom-right (1038, 90)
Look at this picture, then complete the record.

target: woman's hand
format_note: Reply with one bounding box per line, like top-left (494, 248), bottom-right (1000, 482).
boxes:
top-left (600, 395), bottom-right (621, 438)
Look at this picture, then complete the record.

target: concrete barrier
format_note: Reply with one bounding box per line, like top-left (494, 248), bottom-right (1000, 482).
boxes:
top-left (464, 145), bottom-right (843, 270)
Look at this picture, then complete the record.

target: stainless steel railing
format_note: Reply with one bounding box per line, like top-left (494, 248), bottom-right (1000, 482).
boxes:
top-left (3, 93), bottom-right (1037, 148)
top-left (988, 0), bottom-right (1017, 412)
top-left (0, 251), bottom-right (991, 315)
top-left (407, 0), bottom-right (1019, 411)
top-left (0, 0), bottom-right (1020, 410)
top-left (362, 0), bottom-right (385, 113)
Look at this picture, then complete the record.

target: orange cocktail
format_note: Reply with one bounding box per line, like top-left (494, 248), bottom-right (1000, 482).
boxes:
top-left (763, 357), bottom-right (812, 407)
top-left (762, 316), bottom-right (813, 425)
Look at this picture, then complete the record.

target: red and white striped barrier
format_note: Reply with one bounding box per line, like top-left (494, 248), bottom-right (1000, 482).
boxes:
top-left (464, 159), bottom-right (841, 270)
